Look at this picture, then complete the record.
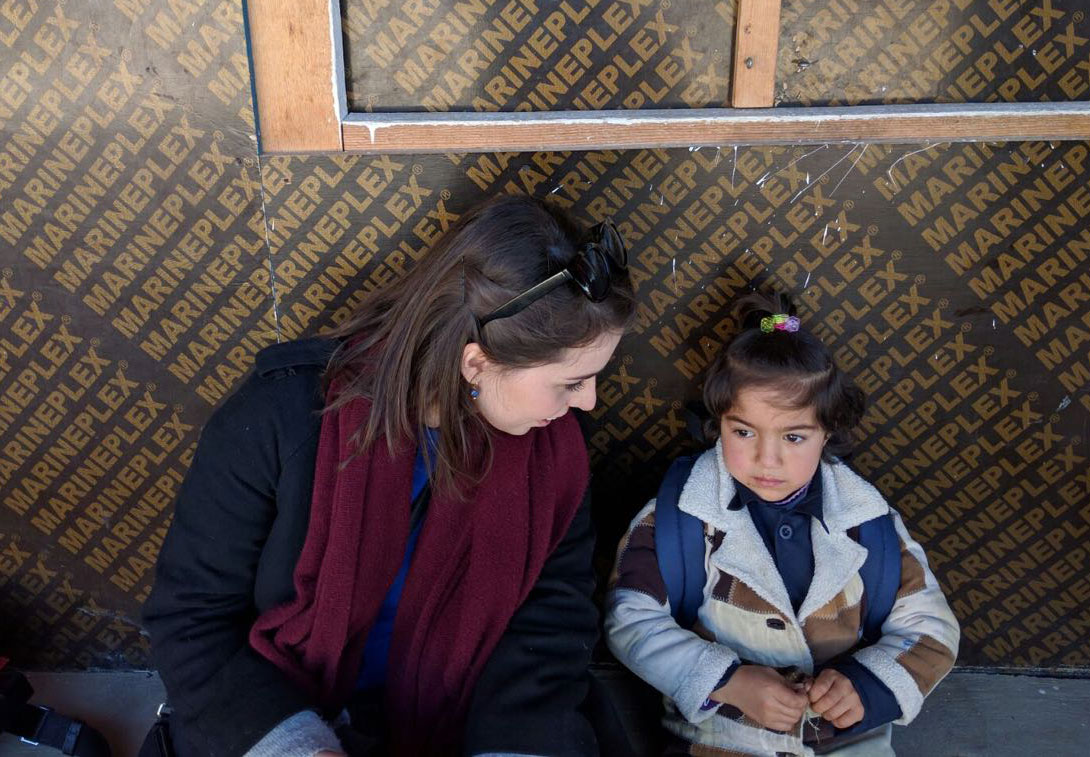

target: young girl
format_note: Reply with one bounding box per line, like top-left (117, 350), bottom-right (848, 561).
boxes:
top-left (605, 294), bottom-right (959, 756)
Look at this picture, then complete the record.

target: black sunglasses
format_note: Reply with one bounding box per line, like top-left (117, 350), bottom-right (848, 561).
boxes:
top-left (477, 220), bottom-right (628, 330)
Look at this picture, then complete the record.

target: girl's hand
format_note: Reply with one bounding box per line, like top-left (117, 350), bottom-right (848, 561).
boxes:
top-left (808, 668), bottom-right (864, 728)
top-left (710, 664), bottom-right (809, 731)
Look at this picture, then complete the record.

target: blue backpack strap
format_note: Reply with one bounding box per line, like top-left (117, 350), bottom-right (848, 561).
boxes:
top-left (854, 512), bottom-right (901, 644)
top-left (654, 455), bottom-right (703, 628)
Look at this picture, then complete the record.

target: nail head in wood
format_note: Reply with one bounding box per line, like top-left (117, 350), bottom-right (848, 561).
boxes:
top-left (731, 0), bottom-right (782, 108)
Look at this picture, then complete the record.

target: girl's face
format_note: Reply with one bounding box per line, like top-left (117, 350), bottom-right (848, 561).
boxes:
top-left (462, 330), bottom-right (623, 436)
top-left (719, 386), bottom-right (829, 501)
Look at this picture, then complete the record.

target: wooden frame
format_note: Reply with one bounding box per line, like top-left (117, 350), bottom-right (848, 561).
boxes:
top-left (245, 0), bottom-right (1090, 155)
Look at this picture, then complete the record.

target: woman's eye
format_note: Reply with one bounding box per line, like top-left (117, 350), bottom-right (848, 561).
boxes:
top-left (785, 433), bottom-right (805, 443)
top-left (733, 429), bottom-right (753, 438)
top-left (565, 380), bottom-right (585, 392)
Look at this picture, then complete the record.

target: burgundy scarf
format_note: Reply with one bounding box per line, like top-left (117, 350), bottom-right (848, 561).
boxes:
top-left (249, 395), bottom-right (588, 755)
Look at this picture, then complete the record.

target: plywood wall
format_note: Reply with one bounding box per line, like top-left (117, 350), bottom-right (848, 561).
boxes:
top-left (1, 0), bottom-right (1088, 670)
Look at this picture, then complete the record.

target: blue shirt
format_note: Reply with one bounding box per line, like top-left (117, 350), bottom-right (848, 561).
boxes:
top-left (356, 430), bottom-right (438, 692)
top-left (734, 475), bottom-right (826, 614)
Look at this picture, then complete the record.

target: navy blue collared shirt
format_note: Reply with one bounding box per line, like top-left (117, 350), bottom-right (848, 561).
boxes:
top-left (733, 474), bottom-right (827, 614)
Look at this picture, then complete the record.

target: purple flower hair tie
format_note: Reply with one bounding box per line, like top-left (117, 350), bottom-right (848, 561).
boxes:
top-left (760, 314), bottom-right (800, 333)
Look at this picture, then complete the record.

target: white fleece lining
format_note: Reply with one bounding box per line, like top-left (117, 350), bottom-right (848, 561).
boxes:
top-left (673, 643), bottom-right (740, 724)
top-left (853, 645), bottom-right (926, 724)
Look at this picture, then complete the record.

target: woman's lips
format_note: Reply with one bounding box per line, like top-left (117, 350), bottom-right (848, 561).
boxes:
top-left (753, 476), bottom-right (785, 487)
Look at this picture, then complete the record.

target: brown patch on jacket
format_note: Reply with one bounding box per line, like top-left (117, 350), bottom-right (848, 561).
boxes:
top-left (897, 634), bottom-right (956, 694)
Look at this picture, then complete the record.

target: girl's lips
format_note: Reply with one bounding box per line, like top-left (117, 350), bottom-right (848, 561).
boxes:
top-left (753, 477), bottom-right (785, 486)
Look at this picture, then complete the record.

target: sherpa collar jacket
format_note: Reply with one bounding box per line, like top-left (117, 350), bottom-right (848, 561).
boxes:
top-left (604, 442), bottom-right (960, 756)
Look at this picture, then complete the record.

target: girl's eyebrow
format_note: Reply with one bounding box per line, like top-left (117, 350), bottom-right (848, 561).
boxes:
top-left (724, 414), bottom-right (820, 432)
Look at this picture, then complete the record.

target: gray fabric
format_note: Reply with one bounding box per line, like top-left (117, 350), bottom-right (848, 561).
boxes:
top-left (243, 710), bottom-right (343, 757)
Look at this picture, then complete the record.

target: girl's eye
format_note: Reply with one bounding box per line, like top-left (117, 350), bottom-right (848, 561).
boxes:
top-left (733, 428), bottom-right (754, 438)
top-left (785, 433), bottom-right (806, 443)
top-left (565, 380), bottom-right (585, 393)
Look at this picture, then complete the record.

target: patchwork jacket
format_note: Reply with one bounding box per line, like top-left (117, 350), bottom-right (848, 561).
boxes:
top-left (604, 442), bottom-right (960, 756)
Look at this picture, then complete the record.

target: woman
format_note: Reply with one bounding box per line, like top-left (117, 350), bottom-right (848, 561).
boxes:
top-left (143, 194), bottom-right (635, 757)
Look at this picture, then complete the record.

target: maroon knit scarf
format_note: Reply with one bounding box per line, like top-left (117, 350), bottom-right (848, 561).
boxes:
top-left (249, 395), bottom-right (588, 755)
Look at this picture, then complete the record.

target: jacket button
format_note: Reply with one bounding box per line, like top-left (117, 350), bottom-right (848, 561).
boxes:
top-left (778, 524), bottom-right (793, 539)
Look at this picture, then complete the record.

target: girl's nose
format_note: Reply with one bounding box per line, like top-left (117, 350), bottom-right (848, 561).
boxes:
top-left (756, 437), bottom-right (781, 466)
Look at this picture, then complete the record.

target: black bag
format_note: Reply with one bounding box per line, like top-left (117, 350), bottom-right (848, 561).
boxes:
top-left (0, 669), bottom-right (111, 756)
top-left (137, 704), bottom-right (174, 757)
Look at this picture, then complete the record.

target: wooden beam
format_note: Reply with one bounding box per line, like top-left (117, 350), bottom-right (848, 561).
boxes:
top-left (732, 0), bottom-right (782, 108)
top-left (341, 102), bottom-right (1090, 154)
top-left (246, 0), bottom-right (345, 152)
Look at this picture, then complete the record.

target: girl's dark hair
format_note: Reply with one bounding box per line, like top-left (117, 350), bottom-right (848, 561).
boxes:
top-left (702, 292), bottom-right (864, 461)
top-left (324, 194), bottom-right (635, 494)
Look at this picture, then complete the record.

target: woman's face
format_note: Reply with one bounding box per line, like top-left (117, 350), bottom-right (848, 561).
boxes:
top-left (719, 387), bottom-right (829, 501)
top-left (464, 330), bottom-right (623, 436)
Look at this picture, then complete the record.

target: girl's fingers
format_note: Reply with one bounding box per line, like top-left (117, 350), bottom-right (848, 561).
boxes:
top-left (765, 701), bottom-right (804, 730)
top-left (832, 705), bottom-right (863, 729)
top-left (822, 696), bottom-right (855, 723)
top-left (773, 683), bottom-right (810, 707)
top-left (808, 674), bottom-right (834, 701)
top-left (811, 679), bottom-right (852, 714)
top-left (810, 689), bottom-right (841, 715)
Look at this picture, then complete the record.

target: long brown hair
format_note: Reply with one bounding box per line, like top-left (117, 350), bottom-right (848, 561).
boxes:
top-left (324, 194), bottom-right (635, 494)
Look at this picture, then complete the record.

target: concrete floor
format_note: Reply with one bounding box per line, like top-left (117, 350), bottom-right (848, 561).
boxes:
top-left (1, 669), bottom-right (1087, 756)
top-left (891, 671), bottom-right (1090, 756)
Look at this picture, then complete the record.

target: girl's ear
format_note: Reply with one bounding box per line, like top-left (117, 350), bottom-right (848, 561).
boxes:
top-left (461, 342), bottom-right (490, 384)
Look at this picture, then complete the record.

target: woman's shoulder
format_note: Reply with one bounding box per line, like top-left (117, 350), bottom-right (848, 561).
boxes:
top-left (253, 336), bottom-right (340, 379)
top-left (202, 337), bottom-right (339, 442)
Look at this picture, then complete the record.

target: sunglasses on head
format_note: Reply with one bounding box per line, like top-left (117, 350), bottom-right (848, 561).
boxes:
top-left (476, 220), bottom-right (629, 330)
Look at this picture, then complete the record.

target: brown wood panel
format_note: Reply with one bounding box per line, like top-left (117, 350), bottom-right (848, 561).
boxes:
top-left (247, 0), bottom-right (343, 152)
top-left (731, 0), bottom-right (782, 108)
top-left (342, 103), bottom-right (1090, 154)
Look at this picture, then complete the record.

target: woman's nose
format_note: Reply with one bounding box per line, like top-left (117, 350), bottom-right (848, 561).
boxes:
top-left (571, 377), bottom-right (597, 412)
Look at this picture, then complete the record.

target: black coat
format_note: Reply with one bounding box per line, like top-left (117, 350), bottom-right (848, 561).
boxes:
top-left (143, 338), bottom-right (599, 756)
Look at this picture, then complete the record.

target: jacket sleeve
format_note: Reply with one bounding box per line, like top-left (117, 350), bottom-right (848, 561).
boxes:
top-left (463, 488), bottom-right (599, 757)
top-left (142, 377), bottom-right (334, 757)
top-left (850, 509), bottom-right (960, 725)
top-left (603, 501), bottom-right (737, 725)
